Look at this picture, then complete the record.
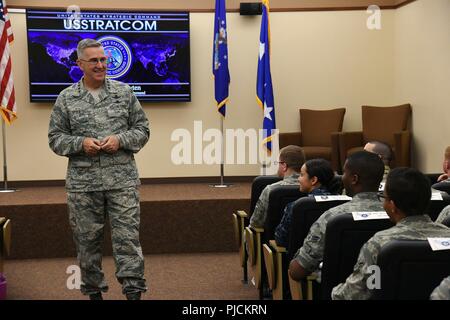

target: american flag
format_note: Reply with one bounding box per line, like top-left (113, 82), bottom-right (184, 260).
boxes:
top-left (0, 0), bottom-right (16, 124)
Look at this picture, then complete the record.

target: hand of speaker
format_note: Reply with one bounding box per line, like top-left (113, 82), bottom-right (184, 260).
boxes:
top-left (100, 135), bottom-right (120, 154)
top-left (83, 137), bottom-right (102, 156)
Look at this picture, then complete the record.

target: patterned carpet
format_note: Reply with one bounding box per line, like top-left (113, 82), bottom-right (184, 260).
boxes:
top-left (4, 252), bottom-right (258, 300)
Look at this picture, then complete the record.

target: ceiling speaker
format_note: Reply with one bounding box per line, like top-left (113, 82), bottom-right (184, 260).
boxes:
top-left (239, 3), bottom-right (262, 15)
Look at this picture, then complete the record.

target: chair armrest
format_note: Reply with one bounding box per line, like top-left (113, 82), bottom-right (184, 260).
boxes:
top-left (232, 213), bottom-right (240, 248)
top-left (279, 132), bottom-right (302, 148)
top-left (232, 213), bottom-right (248, 268)
top-left (245, 227), bottom-right (256, 266)
top-left (245, 226), bottom-right (264, 289)
top-left (267, 240), bottom-right (288, 300)
top-left (251, 226), bottom-right (264, 233)
top-left (288, 272), bottom-right (304, 300)
top-left (236, 210), bottom-right (248, 219)
top-left (338, 131), bottom-right (364, 149)
top-left (307, 273), bottom-right (318, 281)
top-left (0, 217), bottom-right (5, 273)
top-left (393, 130), bottom-right (411, 167)
top-left (269, 239), bottom-right (287, 253)
top-left (3, 219), bottom-right (11, 257)
top-left (306, 273), bottom-right (319, 300)
top-left (263, 244), bottom-right (276, 290)
top-left (338, 131), bottom-right (363, 169)
top-left (245, 225), bottom-right (265, 263)
top-left (0, 218), bottom-right (11, 274)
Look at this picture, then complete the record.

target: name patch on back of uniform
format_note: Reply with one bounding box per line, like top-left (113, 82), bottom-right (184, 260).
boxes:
top-left (427, 238), bottom-right (450, 251)
top-left (431, 193), bottom-right (444, 201)
top-left (315, 195), bottom-right (352, 202)
top-left (352, 211), bottom-right (389, 221)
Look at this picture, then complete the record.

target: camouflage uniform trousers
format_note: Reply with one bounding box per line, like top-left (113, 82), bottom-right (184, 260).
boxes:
top-left (430, 275), bottom-right (450, 300)
top-left (67, 187), bottom-right (147, 296)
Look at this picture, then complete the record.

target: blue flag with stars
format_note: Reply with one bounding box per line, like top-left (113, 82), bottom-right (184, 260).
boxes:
top-left (256, 0), bottom-right (275, 153)
top-left (213, 0), bottom-right (230, 117)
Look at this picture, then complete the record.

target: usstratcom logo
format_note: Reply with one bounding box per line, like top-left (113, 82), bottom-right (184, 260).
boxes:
top-left (98, 36), bottom-right (132, 79)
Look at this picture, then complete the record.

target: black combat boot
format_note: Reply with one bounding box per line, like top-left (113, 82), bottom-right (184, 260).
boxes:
top-left (89, 292), bottom-right (103, 300)
top-left (125, 292), bottom-right (142, 300)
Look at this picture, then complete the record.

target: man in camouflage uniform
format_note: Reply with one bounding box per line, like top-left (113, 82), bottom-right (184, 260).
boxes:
top-left (436, 146), bottom-right (450, 183)
top-left (289, 151), bottom-right (385, 281)
top-left (436, 205), bottom-right (450, 224)
top-left (332, 168), bottom-right (450, 300)
top-left (249, 145), bottom-right (305, 228)
top-left (430, 276), bottom-right (450, 300)
top-left (48, 39), bottom-right (150, 300)
top-left (431, 146), bottom-right (450, 193)
top-left (364, 141), bottom-right (392, 183)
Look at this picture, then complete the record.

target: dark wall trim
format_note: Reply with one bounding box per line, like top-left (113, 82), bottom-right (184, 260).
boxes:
top-left (393, 0), bottom-right (417, 9)
top-left (9, 0), bottom-right (417, 12)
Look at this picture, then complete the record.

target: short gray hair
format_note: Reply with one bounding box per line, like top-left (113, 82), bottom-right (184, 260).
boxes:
top-left (366, 140), bottom-right (393, 163)
top-left (77, 38), bottom-right (102, 59)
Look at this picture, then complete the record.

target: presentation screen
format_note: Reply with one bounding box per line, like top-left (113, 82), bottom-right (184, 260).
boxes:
top-left (26, 9), bottom-right (191, 102)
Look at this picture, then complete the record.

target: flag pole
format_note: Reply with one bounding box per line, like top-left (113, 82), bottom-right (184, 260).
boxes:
top-left (1, 118), bottom-right (16, 193)
top-left (210, 0), bottom-right (231, 188)
top-left (260, 134), bottom-right (267, 176)
top-left (262, 156), bottom-right (267, 176)
top-left (210, 115), bottom-right (232, 188)
top-left (220, 115), bottom-right (224, 185)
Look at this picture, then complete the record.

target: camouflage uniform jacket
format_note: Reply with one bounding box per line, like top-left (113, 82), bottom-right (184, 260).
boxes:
top-left (294, 192), bottom-right (383, 273)
top-left (430, 276), bottom-right (450, 300)
top-left (48, 79), bottom-right (150, 192)
top-left (436, 205), bottom-right (450, 224)
top-left (274, 187), bottom-right (331, 248)
top-left (249, 173), bottom-right (300, 228)
top-left (332, 215), bottom-right (450, 300)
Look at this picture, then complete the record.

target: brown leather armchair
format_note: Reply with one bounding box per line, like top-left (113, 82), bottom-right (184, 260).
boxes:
top-left (279, 108), bottom-right (346, 172)
top-left (336, 104), bottom-right (412, 170)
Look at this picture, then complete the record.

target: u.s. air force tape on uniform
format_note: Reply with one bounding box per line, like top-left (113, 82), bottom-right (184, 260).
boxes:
top-left (352, 211), bottom-right (389, 221)
top-left (427, 238), bottom-right (450, 251)
top-left (314, 195), bottom-right (352, 202)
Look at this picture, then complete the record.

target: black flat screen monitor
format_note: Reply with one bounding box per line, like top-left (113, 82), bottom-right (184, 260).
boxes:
top-left (26, 9), bottom-right (191, 102)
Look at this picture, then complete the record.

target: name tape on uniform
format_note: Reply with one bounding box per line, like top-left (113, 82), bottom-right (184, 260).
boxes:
top-left (431, 193), bottom-right (443, 201)
top-left (315, 195), bottom-right (352, 202)
top-left (427, 238), bottom-right (450, 251)
top-left (352, 211), bottom-right (389, 221)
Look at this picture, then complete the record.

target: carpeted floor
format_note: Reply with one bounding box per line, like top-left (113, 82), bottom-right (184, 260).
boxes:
top-left (4, 252), bottom-right (258, 300)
